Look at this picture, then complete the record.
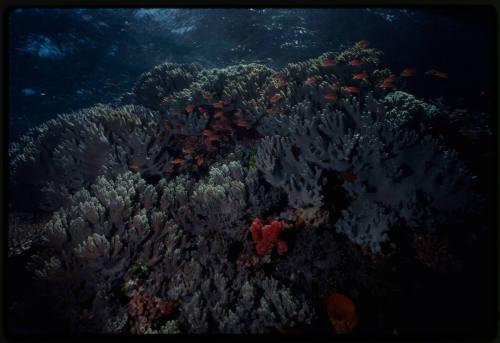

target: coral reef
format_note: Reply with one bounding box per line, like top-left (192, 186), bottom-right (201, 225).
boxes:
top-left (8, 44), bottom-right (486, 334)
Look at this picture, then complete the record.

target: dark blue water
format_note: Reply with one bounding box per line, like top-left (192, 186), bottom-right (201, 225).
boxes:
top-left (8, 8), bottom-right (494, 140)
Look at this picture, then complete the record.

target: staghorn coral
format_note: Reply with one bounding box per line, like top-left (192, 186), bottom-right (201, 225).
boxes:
top-left (9, 104), bottom-right (174, 212)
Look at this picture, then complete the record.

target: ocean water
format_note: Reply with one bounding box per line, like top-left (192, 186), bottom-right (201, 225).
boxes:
top-left (6, 7), bottom-right (496, 337)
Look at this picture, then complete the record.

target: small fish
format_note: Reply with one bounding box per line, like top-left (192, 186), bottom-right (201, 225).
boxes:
top-left (195, 156), bottom-right (204, 166)
top-left (166, 96), bottom-right (173, 102)
top-left (213, 102), bottom-right (223, 108)
top-left (237, 120), bottom-right (250, 127)
top-left (384, 76), bottom-right (397, 82)
top-left (379, 82), bottom-right (395, 88)
top-left (171, 158), bottom-right (184, 164)
top-left (342, 86), bottom-right (360, 93)
top-left (323, 93), bottom-right (338, 99)
top-left (203, 129), bottom-right (212, 136)
top-left (179, 127), bottom-right (184, 134)
top-left (355, 40), bottom-right (369, 47)
top-left (305, 77), bottom-right (316, 84)
top-left (214, 111), bottom-right (223, 118)
top-left (172, 108), bottom-right (180, 114)
top-left (164, 123), bottom-right (172, 130)
top-left (177, 164), bottom-right (186, 172)
top-left (172, 119), bottom-right (180, 126)
top-left (270, 94), bottom-right (281, 103)
top-left (277, 80), bottom-right (286, 87)
top-left (329, 84), bottom-right (340, 90)
top-left (234, 111), bottom-right (242, 117)
top-left (224, 124), bottom-right (233, 130)
top-left (166, 167), bottom-right (174, 173)
top-left (198, 106), bottom-right (204, 112)
top-left (185, 104), bottom-right (195, 112)
top-left (224, 98), bottom-right (231, 105)
top-left (182, 146), bottom-right (193, 154)
top-left (434, 71), bottom-right (448, 79)
top-left (273, 74), bottom-right (283, 80)
top-left (129, 164), bottom-right (139, 169)
top-left (212, 123), bottom-right (223, 130)
top-left (208, 135), bottom-right (220, 141)
top-left (202, 92), bottom-right (212, 99)
top-left (424, 69), bottom-right (438, 75)
top-left (220, 115), bottom-right (227, 121)
top-left (266, 108), bottom-right (277, 113)
top-left (339, 169), bottom-right (356, 181)
top-left (400, 68), bottom-right (416, 77)
top-left (321, 59), bottom-right (337, 66)
top-left (352, 73), bottom-right (369, 79)
top-left (348, 59), bottom-right (362, 65)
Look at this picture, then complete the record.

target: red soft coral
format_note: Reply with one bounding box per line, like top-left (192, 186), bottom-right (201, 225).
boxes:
top-left (249, 217), bottom-right (287, 256)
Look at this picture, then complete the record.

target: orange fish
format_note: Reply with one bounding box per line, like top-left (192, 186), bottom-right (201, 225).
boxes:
top-left (330, 84), bottom-right (340, 90)
top-left (435, 72), bottom-right (448, 79)
top-left (164, 123), bottom-right (172, 130)
top-left (343, 86), bottom-right (360, 93)
top-left (203, 129), bottom-right (212, 136)
top-left (214, 111), bottom-right (223, 118)
top-left (348, 59), bottom-right (362, 66)
top-left (213, 102), bottom-right (223, 108)
top-left (182, 146), bottom-right (193, 154)
top-left (166, 167), bottom-right (174, 173)
top-left (379, 82), bottom-right (394, 88)
top-left (172, 119), bottom-right (180, 126)
top-left (171, 158), bottom-right (184, 164)
top-left (237, 120), bottom-right (249, 127)
top-left (198, 106), bottom-right (204, 112)
top-left (185, 104), bottom-right (195, 112)
top-left (305, 77), bottom-right (316, 84)
top-left (324, 93), bottom-right (338, 99)
top-left (400, 68), bottom-right (416, 77)
top-left (352, 73), bottom-right (369, 79)
top-left (424, 69), bottom-right (438, 75)
top-left (273, 74), bottom-right (283, 80)
top-left (339, 169), bottom-right (356, 181)
top-left (179, 127), bottom-right (184, 134)
top-left (355, 40), bottom-right (369, 47)
top-left (166, 96), bottom-right (173, 102)
top-left (212, 123), bottom-right (223, 130)
top-left (172, 108), bottom-right (180, 114)
top-left (266, 108), bottom-right (277, 113)
top-left (178, 164), bottom-right (185, 172)
top-left (277, 81), bottom-right (286, 87)
top-left (195, 156), bottom-right (204, 166)
top-left (220, 116), bottom-right (227, 121)
top-left (224, 99), bottom-right (231, 105)
top-left (202, 92), bottom-right (212, 99)
top-left (129, 164), bottom-right (139, 169)
top-left (321, 59), bottom-right (337, 66)
top-left (270, 94), bottom-right (281, 103)
top-left (208, 135), bottom-right (220, 141)
top-left (384, 76), bottom-right (397, 82)
top-left (234, 111), bottom-right (242, 117)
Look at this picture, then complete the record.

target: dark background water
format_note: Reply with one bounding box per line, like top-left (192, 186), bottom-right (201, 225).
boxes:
top-left (7, 7), bottom-right (495, 140)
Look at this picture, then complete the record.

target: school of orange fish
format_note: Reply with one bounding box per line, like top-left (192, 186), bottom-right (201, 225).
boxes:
top-left (130, 40), bottom-right (449, 174)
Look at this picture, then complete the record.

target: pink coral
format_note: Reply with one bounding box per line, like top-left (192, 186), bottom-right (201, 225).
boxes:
top-left (128, 291), bottom-right (175, 334)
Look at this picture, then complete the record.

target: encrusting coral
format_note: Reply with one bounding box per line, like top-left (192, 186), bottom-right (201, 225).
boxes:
top-left (8, 43), bottom-right (485, 334)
